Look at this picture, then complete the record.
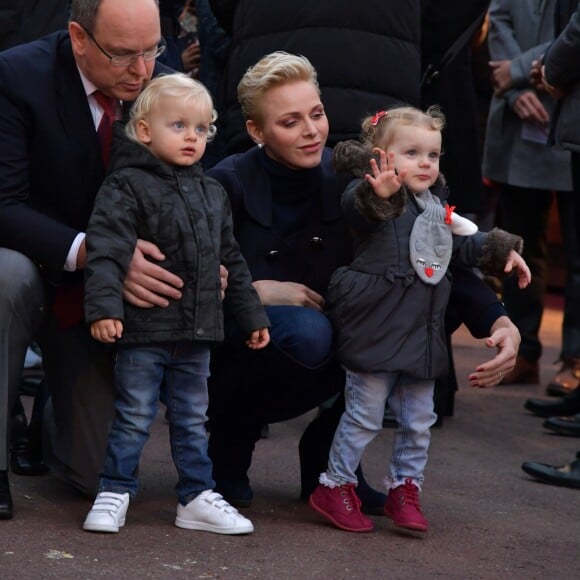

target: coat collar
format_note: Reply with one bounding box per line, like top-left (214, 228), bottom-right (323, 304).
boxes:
top-left (232, 146), bottom-right (341, 227)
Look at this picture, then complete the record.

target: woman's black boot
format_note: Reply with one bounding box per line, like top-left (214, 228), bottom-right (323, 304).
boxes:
top-left (0, 471), bottom-right (13, 520)
top-left (10, 397), bottom-right (48, 476)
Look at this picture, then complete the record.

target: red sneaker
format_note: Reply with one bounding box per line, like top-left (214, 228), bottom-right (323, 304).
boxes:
top-left (384, 478), bottom-right (429, 532)
top-left (309, 483), bottom-right (374, 532)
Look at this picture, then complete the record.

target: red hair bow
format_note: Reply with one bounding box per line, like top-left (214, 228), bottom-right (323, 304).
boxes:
top-left (370, 110), bottom-right (388, 126)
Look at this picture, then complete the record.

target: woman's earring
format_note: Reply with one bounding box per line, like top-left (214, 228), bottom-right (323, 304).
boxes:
top-left (257, 142), bottom-right (264, 149)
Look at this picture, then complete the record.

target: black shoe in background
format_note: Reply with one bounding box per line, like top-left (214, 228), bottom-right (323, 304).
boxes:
top-left (521, 452), bottom-right (580, 489)
top-left (524, 387), bottom-right (580, 418)
top-left (355, 465), bottom-right (387, 515)
top-left (543, 414), bottom-right (580, 437)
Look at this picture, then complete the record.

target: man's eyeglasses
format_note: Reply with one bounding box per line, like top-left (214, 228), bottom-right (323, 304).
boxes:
top-left (78, 23), bottom-right (166, 67)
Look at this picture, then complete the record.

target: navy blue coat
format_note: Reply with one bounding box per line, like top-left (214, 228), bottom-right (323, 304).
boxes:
top-left (207, 147), bottom-right (354, 297)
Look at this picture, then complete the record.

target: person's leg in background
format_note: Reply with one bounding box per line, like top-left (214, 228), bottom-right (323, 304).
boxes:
top-left (0, 249), bottom-right (44, 519)
top-left (39, 313), bottom-right (116, 497)
top-left (499, 185), bottom-right (552, 384)
top-left (13, 342), bottom-right (48, 475)
top-left (550, 191), bottom-right (580, 396)
top-left (9, 395), bottom-right (48, 476)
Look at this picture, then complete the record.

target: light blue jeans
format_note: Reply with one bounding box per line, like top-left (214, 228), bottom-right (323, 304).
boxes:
top-left (326, 368), bottom-right (437, 490)
top-left (99, 341), bottom-right (214, 505)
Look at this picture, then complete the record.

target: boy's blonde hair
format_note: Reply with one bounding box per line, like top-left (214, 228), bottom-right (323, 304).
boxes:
top-left (360, 105), bottom-right (446, 151)
top-left (237, 51), bottom-right (319, 124)
top-left (126, 73), bottom-right (217, 142)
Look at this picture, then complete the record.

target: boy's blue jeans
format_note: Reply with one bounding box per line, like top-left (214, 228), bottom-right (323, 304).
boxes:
top-left (99, 341), bottom-right (214, 505)
top-left (326, 369), bottom-right (437, 490)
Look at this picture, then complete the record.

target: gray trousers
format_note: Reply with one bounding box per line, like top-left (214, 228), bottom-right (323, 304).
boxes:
top-left (0, 248), bottom-right (115, 495)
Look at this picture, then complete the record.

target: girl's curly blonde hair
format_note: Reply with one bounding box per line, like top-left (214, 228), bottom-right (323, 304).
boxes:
top-left (360, 105), bottom-right (446, 151)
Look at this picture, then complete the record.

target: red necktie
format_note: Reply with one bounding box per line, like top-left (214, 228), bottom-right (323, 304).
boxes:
top-left (93, 90), bottom-right (117, 167)
top-left (51, 92), bottom-right (117, 329)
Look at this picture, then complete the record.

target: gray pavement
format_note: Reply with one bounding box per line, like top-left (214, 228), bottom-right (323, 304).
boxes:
top-left (3, 295), bottom-right (579, 579)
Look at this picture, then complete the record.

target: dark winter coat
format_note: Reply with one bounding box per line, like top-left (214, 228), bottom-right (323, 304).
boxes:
top-left (328, 142), bottom-right (523, 378)
top-left (0, 0), bottom-right (68, 51)
top-left (209, 0), bottom-right (421, 153)
top-left (482, 0), bottom-right (572, 191)
top-left (544, 1), bottom-right (580, 153)
top-left (84, 126), bottom-right (269, 345)
top-left (420, 0), bottom-right (491, 213)
top-left (206, 146), bottom-right (354, 296)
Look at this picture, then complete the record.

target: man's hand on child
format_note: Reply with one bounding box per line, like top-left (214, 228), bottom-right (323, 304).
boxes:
top-left (365, 150), bottom-right (405, 199)
top-left (504, 250), bottom-right (531, 289)
top-left (90, 319), bottom-right (123, 343)
top-left (123, 239), bottom-right (184, 309)
top-left (246, 328), bottom-right (270, 350)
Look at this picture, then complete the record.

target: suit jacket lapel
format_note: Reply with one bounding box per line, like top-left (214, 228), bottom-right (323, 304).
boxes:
top-left (55, 35), bottom-right (103, 178)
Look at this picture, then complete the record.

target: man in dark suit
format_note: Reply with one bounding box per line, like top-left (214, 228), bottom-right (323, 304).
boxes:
top-left (0, 0), bottom-right (184, 520)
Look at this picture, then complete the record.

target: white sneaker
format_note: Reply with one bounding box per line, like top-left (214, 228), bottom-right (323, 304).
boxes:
top-left (83, 492), bottom-right (130, 533)
top-left (175, 490), bottom-right (254, 535)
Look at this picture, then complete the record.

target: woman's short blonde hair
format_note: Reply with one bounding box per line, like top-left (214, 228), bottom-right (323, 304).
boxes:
top-left (360, 105), bottom-right (446, 151)
top-left (126, 73), bottom-right (218, 142)
top-left (237, 51), bottom-right (319, 124)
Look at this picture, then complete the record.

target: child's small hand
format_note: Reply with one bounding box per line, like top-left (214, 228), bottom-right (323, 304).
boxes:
top-left (246, 328), bottom-right (270, 350)
top-left (90, 319), bottom-right (123, 343)
top-left (504, 250), bottom-right (531, 289)
top-left (364, 149), bottom-right (406, 199)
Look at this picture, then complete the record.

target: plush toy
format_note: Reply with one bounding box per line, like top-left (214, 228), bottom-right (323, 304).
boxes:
top-left (410, 193), bottom-right (478, 284)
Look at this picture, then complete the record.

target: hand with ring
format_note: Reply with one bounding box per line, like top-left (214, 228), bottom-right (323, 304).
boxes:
top-left (468, 316), bottom-right (521, 388)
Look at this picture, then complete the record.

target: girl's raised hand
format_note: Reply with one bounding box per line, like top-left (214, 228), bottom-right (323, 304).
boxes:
top-left (364, 149), bottom-right (406, 199)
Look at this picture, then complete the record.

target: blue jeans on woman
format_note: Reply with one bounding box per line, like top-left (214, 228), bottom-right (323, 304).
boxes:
top-left (266, 305), bottom-right (334, 369)
top-left (99, 341), bottom-right (214, 505)
top-left (208, 306), bottom-right (344, 494)
top-left (326, 369), bottom-right (437, 490)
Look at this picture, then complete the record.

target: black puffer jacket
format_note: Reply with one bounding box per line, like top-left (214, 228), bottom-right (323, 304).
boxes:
top-left (85, 126), bottom-right (269, 345)
top-left (210, 0), bottom-right (421, 152)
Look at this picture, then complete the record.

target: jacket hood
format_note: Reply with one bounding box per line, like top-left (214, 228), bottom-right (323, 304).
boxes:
top-left (107, 122), bottom-right (203, 179)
